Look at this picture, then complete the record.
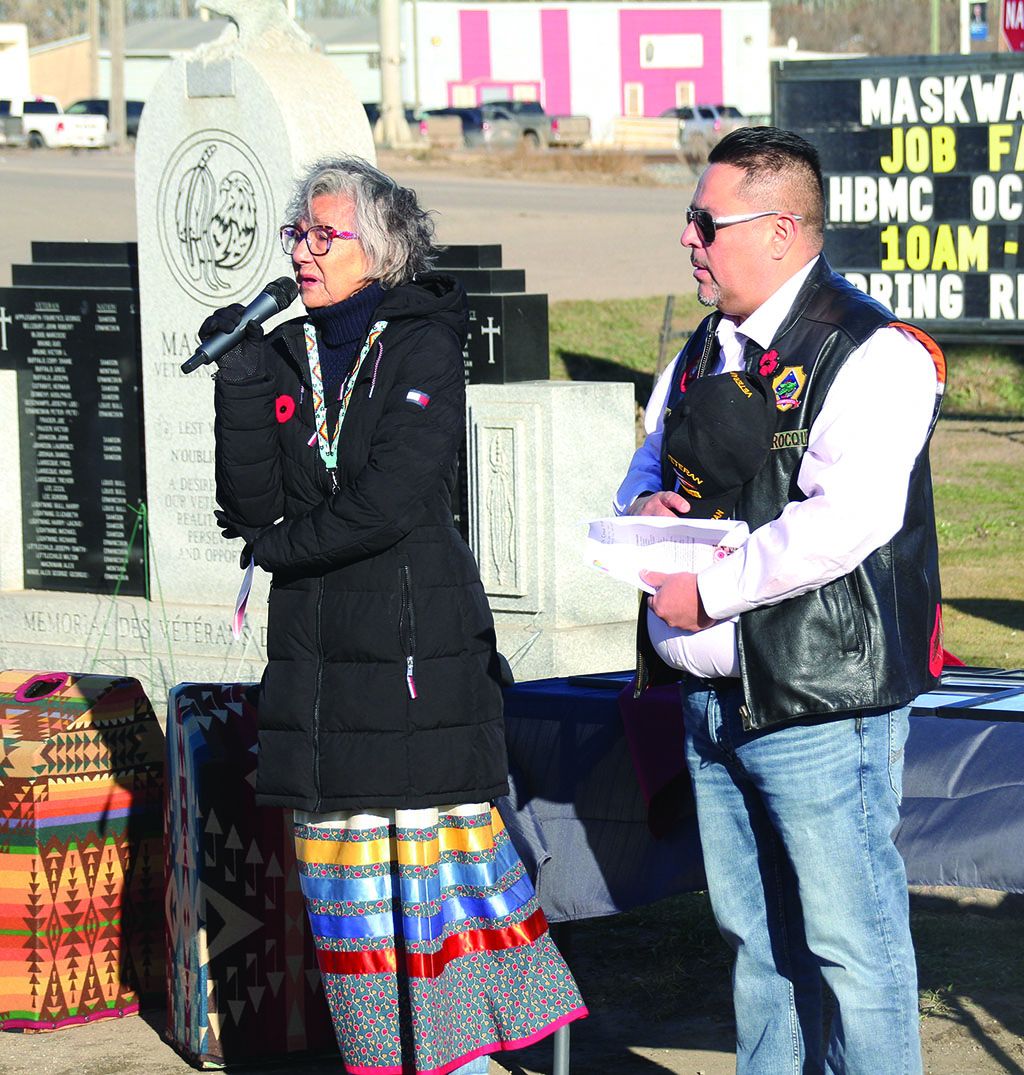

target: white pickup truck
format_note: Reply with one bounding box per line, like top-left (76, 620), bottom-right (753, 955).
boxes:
top-left (0, 96), bottom-right (108, 149)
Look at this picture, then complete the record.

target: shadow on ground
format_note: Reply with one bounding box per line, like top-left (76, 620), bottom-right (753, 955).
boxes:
top-left (943, 597), bottom-right (1024, 637)
top-left (560, 351), bottom-right (656, 408)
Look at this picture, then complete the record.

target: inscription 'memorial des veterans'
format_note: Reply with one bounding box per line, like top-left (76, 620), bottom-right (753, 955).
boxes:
top-left (0, 1), bottom-right (638, 696)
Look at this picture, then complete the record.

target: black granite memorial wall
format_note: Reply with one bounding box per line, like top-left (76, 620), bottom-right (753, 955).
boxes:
top-left (0, 241), bottom-right (147, 596)
top-left (436, 244), bottom-right (550, 539)
top-left (435, 245), bottom-right (550, 385)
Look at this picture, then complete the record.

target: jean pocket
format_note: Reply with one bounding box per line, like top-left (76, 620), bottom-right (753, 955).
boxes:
top-left (887, 709), bottom-right (910, 803)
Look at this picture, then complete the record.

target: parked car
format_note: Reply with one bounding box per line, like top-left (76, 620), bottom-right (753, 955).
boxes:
top-left (362, 102), bottom-right (422, 141)
top-left (0, 96), bottom-right (107, 148)
top-left (66, 98), bottom-right (145, 139)
top-left (0, 98), bottom-right (25, 147)
top-left (479, 100), bottom-right (590, 148)
top-left (707, 104), bottom-right (749, 136)
top-left (418, 106), bottom-right (518, 149)
top-left (660, 104), bottom-right (749, 151)
top-left (659, 104), bottom-right (719, 151)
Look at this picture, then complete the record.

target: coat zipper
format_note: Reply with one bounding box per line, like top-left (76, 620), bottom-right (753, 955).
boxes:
top-left (311, 577), bottom-right (325, 809)
top-left (399, 565), bottom-right (418, 699)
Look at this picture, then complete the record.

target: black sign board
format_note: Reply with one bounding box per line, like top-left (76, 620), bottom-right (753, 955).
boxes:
top-left (774, 54), bottom-right (1024, 343)
top-left (1, 242), bottom-right (146, 595)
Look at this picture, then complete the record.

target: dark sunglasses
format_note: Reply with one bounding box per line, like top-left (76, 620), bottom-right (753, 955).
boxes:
top-left (685, 207), bottom-right (802, 245)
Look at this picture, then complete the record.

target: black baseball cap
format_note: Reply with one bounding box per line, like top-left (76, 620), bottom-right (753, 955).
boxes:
top-left (664, 370), bottom-right (778, 519)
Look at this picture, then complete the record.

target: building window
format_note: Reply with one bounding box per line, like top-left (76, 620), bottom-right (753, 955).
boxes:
top-left (639, 34), bottom-right (704, 69)
top-left (624, 82), bottom-right (644, 117)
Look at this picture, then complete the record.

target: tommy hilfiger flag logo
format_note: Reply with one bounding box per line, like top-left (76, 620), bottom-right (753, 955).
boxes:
top-left (406, 389), bottom-right (431, 408)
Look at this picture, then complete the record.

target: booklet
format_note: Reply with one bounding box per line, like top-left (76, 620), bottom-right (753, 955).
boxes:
top-left (584, 515), bottom-right (749, 595)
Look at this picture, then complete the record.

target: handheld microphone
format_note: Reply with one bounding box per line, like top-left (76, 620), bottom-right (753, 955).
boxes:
top-left (180, 277), bottom-right (299, 374)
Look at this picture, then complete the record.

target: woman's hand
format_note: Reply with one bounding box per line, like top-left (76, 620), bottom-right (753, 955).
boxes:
top-left (198, 305), bottom-right (269, 383)
top-left (214, 510), bottom-right (273, 567)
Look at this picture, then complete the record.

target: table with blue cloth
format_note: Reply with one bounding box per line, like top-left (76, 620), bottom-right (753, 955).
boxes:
top-left (497, 667), bottom-right (1024, 923)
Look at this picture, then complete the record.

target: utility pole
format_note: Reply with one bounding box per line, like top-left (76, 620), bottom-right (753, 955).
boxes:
top-left (931, 0), bottom-right (942, 52)
top-left (108, 0), bottom-right (127, 149)
top-left (378, 0), bottom-right (412, 148)
top-left (88, 0), bottom-right (100, 96)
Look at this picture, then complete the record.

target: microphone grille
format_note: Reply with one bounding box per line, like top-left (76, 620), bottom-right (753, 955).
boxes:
top-left (265, 277), bottom-right (299, 310)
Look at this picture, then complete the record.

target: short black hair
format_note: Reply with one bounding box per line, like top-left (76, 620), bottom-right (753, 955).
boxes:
top-left (709, 126), bottom-right (825, 237)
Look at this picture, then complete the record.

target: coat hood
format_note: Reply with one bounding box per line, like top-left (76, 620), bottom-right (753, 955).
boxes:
top-left (374, 271), bottom-right (468, 343)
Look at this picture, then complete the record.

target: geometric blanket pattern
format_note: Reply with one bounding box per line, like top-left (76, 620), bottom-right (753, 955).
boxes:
top-left (164, 683), bottom-right (335, 1069)
top-left (0, 669), bottom-right (165, 1032)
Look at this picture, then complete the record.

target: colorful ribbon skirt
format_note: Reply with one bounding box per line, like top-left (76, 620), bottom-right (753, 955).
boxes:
top-left (293, 803), bottom-right (586, 1075)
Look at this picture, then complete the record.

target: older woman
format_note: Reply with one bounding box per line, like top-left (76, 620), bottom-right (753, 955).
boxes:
top-left (204, 155), bottom-right (585, 1075)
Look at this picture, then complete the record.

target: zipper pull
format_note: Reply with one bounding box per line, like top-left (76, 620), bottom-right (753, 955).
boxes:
top-left (406, 656), bottom-right (418, 699)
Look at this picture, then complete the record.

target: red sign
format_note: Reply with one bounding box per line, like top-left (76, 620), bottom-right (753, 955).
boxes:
top-left (1004, 0), bottom-right (1024, 49)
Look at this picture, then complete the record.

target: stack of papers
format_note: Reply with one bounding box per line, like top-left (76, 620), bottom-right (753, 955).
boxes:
top-left (584, 515), bottom-right (749, 594)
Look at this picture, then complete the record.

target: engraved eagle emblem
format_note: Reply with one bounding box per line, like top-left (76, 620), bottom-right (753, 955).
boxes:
top-left (174, 143), bottom-right (258, 292)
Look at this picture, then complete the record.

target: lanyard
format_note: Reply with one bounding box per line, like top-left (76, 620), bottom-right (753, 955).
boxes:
top-left (303, 319), bottom-right (388, 480)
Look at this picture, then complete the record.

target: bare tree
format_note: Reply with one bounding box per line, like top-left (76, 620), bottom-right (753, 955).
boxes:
top-left (772, 0), bottom-right (995, 55)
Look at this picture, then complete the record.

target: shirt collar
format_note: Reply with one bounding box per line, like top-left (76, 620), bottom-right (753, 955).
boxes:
top-left (735, 255), bottom-right (819, 352)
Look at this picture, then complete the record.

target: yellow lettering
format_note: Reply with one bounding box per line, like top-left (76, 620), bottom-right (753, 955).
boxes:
top-left (880, 225), bottom-right (905, 270)
top-left (906, 225), bottom-right (931, 270)
top-left (990, 123), bottom-right (1014, 171)
top-left (880, 128), bottom-right (903, 174)
top-left (956, 224), bottom-right (989, 271)
top-left (932, 126), bottom-right (956, 173)
top-left (931, 225), bottom-right (958, 270)
top-left (905, 128), bottom-right (930, 173)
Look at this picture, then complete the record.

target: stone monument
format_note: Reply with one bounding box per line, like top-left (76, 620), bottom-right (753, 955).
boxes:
top-left (0, 3), bottom-right (637, 711)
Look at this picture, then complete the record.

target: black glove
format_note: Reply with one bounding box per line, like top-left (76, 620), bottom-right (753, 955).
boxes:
top-left (214, 509), bottom-right (272, 567)
top-left (197, 304), bottom-right (269, 383)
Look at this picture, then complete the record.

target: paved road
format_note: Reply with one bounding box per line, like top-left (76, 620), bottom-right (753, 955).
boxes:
top-left (0, 147), bottom-right (696, 301)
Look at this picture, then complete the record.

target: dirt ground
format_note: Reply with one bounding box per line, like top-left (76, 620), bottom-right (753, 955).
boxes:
top-left (1, 885), bottom-right (1021, 1075)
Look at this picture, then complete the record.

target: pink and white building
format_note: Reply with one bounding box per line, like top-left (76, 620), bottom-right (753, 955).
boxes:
top-left (401, 1), bottom-right (771, 141)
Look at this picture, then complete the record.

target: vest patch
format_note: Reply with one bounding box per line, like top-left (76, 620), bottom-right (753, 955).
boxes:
top-left (772, 365), bottom-right (807, 411)
top-left (771, 429), bottom-right (809, 450)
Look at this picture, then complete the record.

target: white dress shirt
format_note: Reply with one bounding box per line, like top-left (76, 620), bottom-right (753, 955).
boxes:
top-left (614, 257), bottom-right (940, 678)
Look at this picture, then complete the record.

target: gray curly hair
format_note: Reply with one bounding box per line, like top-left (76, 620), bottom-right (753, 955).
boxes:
top-left (284, 155), bottom-right (438, 287)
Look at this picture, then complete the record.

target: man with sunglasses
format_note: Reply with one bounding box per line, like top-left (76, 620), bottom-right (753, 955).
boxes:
top-left (615, 126), bottom-right (946, 1074)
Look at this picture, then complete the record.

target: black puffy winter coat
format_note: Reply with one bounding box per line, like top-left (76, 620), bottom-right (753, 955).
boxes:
top-left (213, 273), bottom-right (508, 811)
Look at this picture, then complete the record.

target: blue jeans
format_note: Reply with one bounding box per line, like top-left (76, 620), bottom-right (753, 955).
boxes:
top-left (681, 678), bottom-right (921, 1075)
top-left (451, 1057), bottom-right (490, 1074)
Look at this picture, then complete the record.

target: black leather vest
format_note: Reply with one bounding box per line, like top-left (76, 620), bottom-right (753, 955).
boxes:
top-left (638, 258), bottom-right (947, 728)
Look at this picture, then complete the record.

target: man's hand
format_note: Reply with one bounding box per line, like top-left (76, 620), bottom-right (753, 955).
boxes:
top-left (627, 491), bottom-right (691, 517)
top-left (641, 570), bottom-right (716, 632)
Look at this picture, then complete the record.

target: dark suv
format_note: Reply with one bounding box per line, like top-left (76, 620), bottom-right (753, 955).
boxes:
top-left (66, 98), bottom-right (145, 139)
top-left (419, 107), bottom-right (518, 148)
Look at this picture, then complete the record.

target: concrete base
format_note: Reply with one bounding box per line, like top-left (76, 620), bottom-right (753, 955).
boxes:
top-left (0, 587), bottom-right (636, 723)
top-left (0, 588), bottom-right (267, 726)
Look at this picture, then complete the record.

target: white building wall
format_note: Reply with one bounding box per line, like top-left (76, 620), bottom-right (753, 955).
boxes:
top-left (719, 2), bottom-right (772, 118)
top-left (0, 23), bottom-right (30, 99)
top-left (404, 3), bottom-right (463, 108)
top-left (567, 6), bottom-right (623, 142)
top-left (403, 1), bottom-right (771, 127)
top-left (489, 6), bottom-right (542, 84)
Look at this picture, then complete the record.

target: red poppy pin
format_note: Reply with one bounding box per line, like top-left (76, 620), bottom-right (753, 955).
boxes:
top-left (275, 394), bottom-right (296, 423)
top-left (759, 350), bottom-right (780, 376)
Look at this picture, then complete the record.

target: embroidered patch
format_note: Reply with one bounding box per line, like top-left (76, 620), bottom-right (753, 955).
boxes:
top-left (772, 365), bottom-right (807, 411)
top-left (275, 394), bottom-right (296, 423)
top-left (406, 389), bottom-right (430, 408)
top-left (771, 429), bottom-right (809, 450)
